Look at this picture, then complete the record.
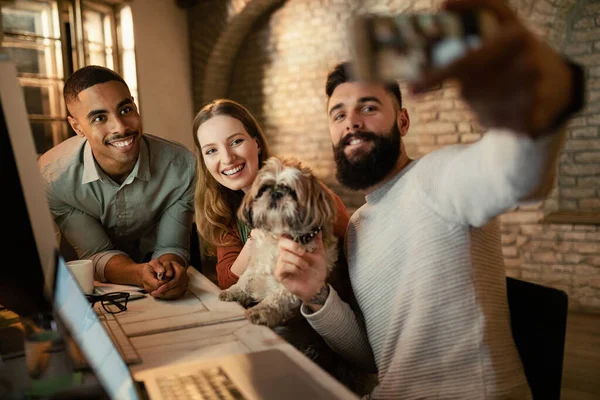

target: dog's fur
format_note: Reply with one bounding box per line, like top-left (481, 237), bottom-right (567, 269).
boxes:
top-left (218, 157), bottom-right (338, 327)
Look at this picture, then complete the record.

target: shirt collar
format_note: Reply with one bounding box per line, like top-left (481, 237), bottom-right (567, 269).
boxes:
top-left (81, 136), bottom-right (151, 185)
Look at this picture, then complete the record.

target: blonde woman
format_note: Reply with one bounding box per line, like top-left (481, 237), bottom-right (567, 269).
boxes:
top-left (192, 99), bottom-right (349, 290)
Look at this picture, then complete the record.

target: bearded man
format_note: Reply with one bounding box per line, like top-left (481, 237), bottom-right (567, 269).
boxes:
top-left (271, 0), bottom-right (585, 398)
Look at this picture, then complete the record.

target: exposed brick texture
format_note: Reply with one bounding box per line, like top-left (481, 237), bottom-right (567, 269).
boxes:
top-left (189, 0), bottom-right (600, 313)
top-left (560, 0), bottom-right (600, 213)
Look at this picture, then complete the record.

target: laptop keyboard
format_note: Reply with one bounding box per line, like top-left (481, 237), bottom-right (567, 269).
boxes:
top-left (156, 366), bottom-right (246, 400)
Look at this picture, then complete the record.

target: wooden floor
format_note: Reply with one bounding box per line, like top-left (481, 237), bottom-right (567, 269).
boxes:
top-left (561, 312), bottom-right (600, 400)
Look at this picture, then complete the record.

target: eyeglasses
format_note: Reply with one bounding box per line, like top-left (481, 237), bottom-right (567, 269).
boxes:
top-left (85, 292), bottom-right (130, 314)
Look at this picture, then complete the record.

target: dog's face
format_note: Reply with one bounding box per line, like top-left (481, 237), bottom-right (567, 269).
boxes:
top-left (239, 157), bottom-right (334, 237)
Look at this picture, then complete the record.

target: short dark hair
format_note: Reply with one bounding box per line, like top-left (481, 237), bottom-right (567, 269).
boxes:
top-left (325, 61), bottom-right (402, 109)
top-left (63, 65), bottom-right (128, 104)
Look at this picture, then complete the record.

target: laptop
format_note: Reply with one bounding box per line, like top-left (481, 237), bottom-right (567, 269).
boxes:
top-left (52, 250), bottom-right (352, 400)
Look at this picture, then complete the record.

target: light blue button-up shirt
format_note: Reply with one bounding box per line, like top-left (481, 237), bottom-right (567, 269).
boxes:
top-left (39, 134), bottom-right (197, 281)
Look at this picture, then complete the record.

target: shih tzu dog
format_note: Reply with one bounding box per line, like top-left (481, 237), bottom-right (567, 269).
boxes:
top-left (218, 156), bottom-right (378, 396)
top-left (218, 156), bottom-right (339, 328)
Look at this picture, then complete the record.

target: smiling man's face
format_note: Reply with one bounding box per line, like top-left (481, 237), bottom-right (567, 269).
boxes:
top-left (67, 80), bottom-right (142, 180)
top-left (327, 81), bottom-right (409, 190)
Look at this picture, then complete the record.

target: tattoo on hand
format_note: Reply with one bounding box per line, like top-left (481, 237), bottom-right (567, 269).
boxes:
top-left (309, 285), bottom-right (329, 305)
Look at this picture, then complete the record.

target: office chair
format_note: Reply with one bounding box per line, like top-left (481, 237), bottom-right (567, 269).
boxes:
top-left (506, 277), bottom-right (569, 400)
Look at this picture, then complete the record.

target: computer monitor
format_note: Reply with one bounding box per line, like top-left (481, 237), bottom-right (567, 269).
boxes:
top-left (0, 57), bottom-right (59, 316)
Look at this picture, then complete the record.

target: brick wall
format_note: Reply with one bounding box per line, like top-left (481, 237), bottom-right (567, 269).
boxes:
top-left (187, 0), bottom-right (231, 110)
top-left (560, 1), bottom-right (600, 211)
top-left (189, 0), bottom-right (600, 313)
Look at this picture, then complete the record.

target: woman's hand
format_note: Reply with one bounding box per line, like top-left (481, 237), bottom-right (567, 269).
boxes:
top-left (230, 231), bottom-right (257, 277)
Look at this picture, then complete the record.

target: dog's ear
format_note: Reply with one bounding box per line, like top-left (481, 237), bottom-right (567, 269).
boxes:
top-left (242, 206), bottom-right (253, 228)
top-left (238, 194), bottom-right (254, 228)
top-left (305, 178), bottom-right (336, 231)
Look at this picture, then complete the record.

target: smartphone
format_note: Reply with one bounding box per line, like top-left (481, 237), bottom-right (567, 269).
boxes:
top-left (349, 10), bottom-right (498, 82)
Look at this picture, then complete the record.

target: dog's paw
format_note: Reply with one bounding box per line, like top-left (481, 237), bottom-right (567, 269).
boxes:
top-left (238, 296), bottom-right (257, 308)
top-left (218, 290), bottom-right (237, 302)
top-left (245, 307), bottom-right (282, 328)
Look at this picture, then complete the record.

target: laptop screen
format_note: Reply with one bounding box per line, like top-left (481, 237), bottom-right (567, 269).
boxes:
top-left (53, 253), bottom-right (139, 400)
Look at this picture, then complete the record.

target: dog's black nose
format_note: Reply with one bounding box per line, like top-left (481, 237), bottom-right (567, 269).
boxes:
top-left (271, 190), bottom-right (284, 201)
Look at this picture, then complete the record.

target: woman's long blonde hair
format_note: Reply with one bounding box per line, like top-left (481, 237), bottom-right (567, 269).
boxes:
top-left (192, 99), bottom-right (271, 254)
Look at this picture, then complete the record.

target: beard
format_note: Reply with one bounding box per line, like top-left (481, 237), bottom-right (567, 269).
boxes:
top-left (333, 123), bottom-right (401, 191)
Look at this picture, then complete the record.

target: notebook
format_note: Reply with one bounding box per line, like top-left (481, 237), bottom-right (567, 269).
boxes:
top-left (94, 282), bottom-right (146, 301)
top-left (52, 251), bottom-right (352, 399)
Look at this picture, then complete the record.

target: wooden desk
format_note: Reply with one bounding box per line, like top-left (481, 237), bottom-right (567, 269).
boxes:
top-left (101, 269), bottom-right (246, 338)
top-left (105, 268), bottom-right (359, 399)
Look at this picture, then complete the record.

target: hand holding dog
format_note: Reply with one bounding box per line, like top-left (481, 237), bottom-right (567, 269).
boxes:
top-left (275, 232), bottom-right (329, 304)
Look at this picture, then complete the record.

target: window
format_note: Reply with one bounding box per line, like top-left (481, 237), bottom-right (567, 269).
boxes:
top-left (82, 2), bottom-right (116, 69)
top-left (2, 0), bottom-right (66, 155)
top-left (116, 5), bottom-right (137, 103)
top-left (1, 0), bottom-right (137, 156)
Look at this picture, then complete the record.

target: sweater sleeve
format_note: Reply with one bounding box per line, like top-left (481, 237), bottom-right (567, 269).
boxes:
top-left (215, 229), bottom-right (242, 289)
top-left (416, 128), bottom-right (566, 227)
top-left (302, 285), bottom-right (377, 372)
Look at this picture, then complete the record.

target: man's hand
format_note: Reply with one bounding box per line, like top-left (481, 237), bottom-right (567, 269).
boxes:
top-left (274, 232), bottom-right (330, 312)
top-left (140, 260), bottom-right (162, 293)
top-left (411, 0), bottom-right (573, 137)
top-left (142, 260), bottom-right (189, 300)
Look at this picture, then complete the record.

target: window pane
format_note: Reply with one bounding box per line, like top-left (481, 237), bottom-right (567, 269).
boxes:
top-left (20, 80), bottom-right (65, 117)
top-left (118, 5), bottom-right (138, 104)
top-left (83, 6), bottom-right (114, 69)
top-left (103, 13), bottom-right (112, 47)
top-left (83, 8), bottom-right (104, 44)
top-left (2, 0), bottom-right (60, 39)
top-left (3, 37), bottom-right (62, 77)
top-left (30, 120), bottom-right (72, 155)
top-left (87, 41), bottom-right (107, 66)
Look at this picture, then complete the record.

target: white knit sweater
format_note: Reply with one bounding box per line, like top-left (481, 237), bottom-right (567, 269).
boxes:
top-left (303, 129), bottom-right (565, 399)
